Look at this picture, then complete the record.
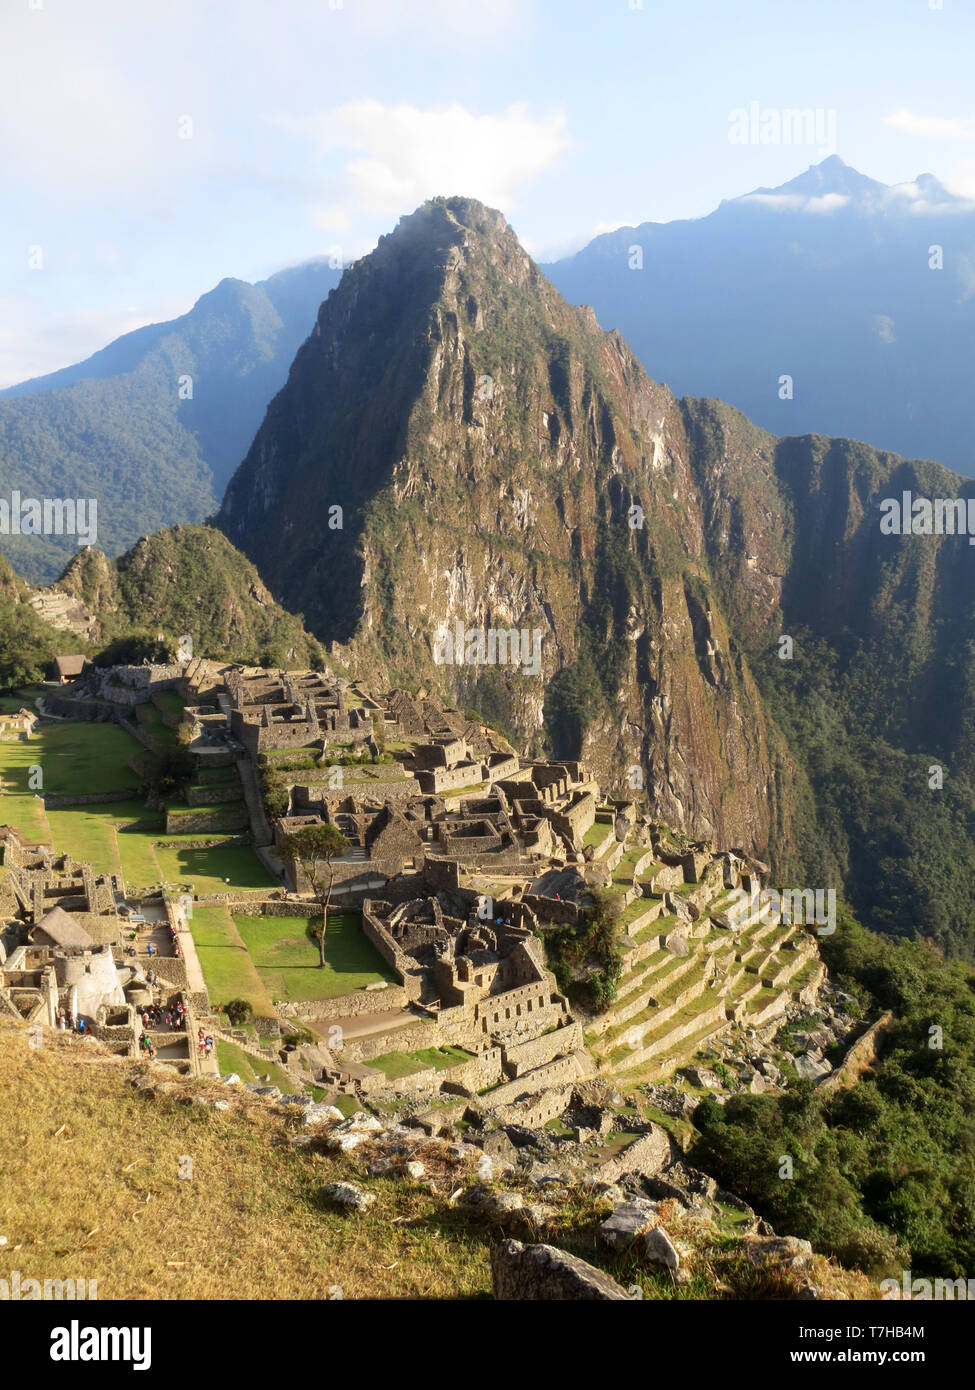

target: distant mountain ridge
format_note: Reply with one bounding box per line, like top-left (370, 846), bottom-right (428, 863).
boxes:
top-left (543, 155), bottom-right (975, 475)
top-left (0, 259), bottom-right (342, 585)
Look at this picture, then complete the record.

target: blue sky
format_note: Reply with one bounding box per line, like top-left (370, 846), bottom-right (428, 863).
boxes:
top-left (2, 0), bottom-right (975, 385)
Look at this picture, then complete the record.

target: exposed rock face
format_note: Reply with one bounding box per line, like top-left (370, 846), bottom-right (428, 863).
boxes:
top-left (218, 197), bottom-right (780, 849)
top-left (490, 1240), bottom-right (632, 1301)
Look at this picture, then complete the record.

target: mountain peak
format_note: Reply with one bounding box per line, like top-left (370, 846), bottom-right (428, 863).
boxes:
top-left (378, 195), bottom-right (518, 260)
top-left (747, 155), bottom-right (887, 203)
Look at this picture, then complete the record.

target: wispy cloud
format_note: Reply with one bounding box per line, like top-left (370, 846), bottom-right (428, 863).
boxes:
top-left (884, 108), bottom-right (975, 141)
top-left (737, 192), bottom-right (851, 213)
top-left (272, 100), bottom-right (571, 231)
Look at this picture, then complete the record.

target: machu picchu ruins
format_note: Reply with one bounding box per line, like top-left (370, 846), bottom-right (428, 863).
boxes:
top-left (1, 654), bottom-right (837, 1147)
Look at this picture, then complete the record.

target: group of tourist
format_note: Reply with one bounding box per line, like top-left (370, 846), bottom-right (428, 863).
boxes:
top-left (197, 1027), bottom-right (214, 1059)
top-left (141, 998), bottom-right (186, 1032)
top-left (56, 1006), bottom-right (86, 1034)
top-left (139, 1031), bottom-right (156, 1058)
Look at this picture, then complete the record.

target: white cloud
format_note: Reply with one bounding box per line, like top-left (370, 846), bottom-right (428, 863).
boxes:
top-left (884, 108), bottom-right (975, 141)
top-left (591, 220), bottom-right (638, 237)
top-left (273, 100), bottom-right (570, 224)
top-left (737, 192), bottom-right (851, 213)
top-left (943, 161), bottom-right (975, 201)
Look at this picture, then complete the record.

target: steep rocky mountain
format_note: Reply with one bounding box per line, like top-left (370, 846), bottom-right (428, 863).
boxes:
top-left (544, 156), bottom-right (975, 476)
top-left (218, 196), bottom-right (975, 958)
top-left (0, 260), bottom-right (341, 585)
top-left (219, 197), bottom-right (786, 857)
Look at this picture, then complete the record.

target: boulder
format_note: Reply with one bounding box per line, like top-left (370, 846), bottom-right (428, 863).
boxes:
top-left (322, 1181), bottom-right (375, 1213)
top-left (741, 1234), bottom-right (814, 1270)
top-left (599, 1200), bottom-right (659, 1252)
top-left (302, 1102), bottom-right (345, 1127)
top-left (794, 1053), bottom-right (832, 1082)
top-left (458, 1184), bottom-right (525, 1223)
top-left (683, 1065), bottom-right (723, 1091)
top-left (643, 1161), bottom-right (717, 1206)
top-left (642, 1226), bottom-right (680, 1270)
top-left (521, 1203), bottom-right (558, 1230)
top-left (491, 1240), bottom-right (631, 1301)
top-left (325, 1111), bottom-right (383, 1150)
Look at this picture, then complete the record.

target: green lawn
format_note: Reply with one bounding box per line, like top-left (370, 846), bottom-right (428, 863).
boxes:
top-left (214, 1039), bottom-right (299, 1094)
top-left (0, 685), bottom-right (45, 713)
top-left (0, 721), bottom-right (281, 908)
top-left (232, 910), bottom-right (396, 1002)
top-left (583, 821), bottom-right (613, 849)
top-left (0, 721), bottom-right (140, 801)
top-left (152, 690), bottom-right (186, 723)
top-left (196, 765), bottom-right (239, 786)
top-left (45, 801), bottom-right (162, 881)
top-left (366, 1045), bottom-right (473, 1080)
top-left (191, 905), bottom-right (275, 1015)
top-left (136, 703), bottom-right (178, 749)
top-left (153, 844), bottom-right (276, 895)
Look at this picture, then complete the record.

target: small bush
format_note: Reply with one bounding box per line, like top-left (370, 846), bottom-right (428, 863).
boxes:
top-left (225, 998), bottom-right (253, 1027)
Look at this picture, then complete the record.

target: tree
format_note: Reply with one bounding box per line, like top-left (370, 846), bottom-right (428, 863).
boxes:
top-left (278, 823), bottom-right (350, 967)
top-left (155, 747), bottom-right (196, 798)
top-left (225, 998), bottom-right (253, 1027)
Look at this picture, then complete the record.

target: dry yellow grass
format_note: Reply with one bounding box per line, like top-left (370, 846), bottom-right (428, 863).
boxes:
top-left (0, 1020), bottom-right (490, 1300)
top-left (0, 1019), bottom-right (878, 1302)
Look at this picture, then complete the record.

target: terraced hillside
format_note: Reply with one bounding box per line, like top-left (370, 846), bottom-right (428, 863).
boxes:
top-left (580, 825), bottom-right (825, 1081)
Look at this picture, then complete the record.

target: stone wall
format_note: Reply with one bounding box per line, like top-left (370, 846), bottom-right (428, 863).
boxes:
top-left (341, 1017), bottom-right (440, 1063)
top-left (422, 856), bottom-right (462, 892)
top-left (277, 986), bottom-right (409, 1021)
top-left (439, 1046), bottom-right (504, 1094)
top-left (186, 782), bottom-right (242, 806)
top-left (164, 805), bottom-right (249, 835)
top-left (416, 762), bottom-right (484, 794)
top-left (617, 999), bottom-right (729, 1072)
top-left (522, 893), bottom-right (580, 925)
top-left (492, 1082), bottom-right (577, 1129)
top-left (500, 1020), bottom-right (583, 1076)
top-left (44, 790), bottom-right (140, 809)
top-left (146, 956), bottom-right (188, 990)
